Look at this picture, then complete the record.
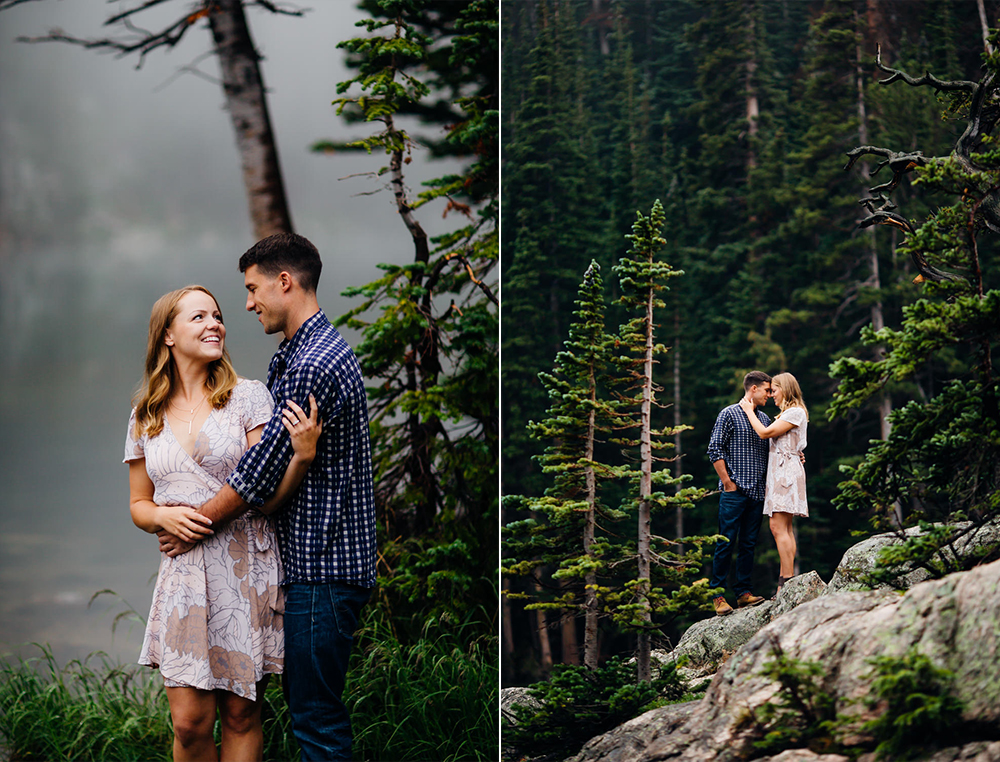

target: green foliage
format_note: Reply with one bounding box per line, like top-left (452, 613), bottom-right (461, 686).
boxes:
top-left (348, 606), bottom-right (497, 762)
top-left (504, 242), bottom-right (717, 672)
top-left (862, 518), bottom-right (1000, 590)
top-left (0, 645), bottom-right (172, 762)
top-left (749, 636), bottom-right (844, 756)
top-left (330, 0), bottom-right (498, 550)
top-left (831, 51), bottom-right (1000, 567)
top-left (862, 649), bottom-right (966, 761)
top-left (500, 0), bottom-right (1000, 683)
top-left (376, 533), bottom-right (497, 644)
top-left (502, 261), bottom-right (628, 665)
top-left (506, 656), bottom-right (686, 761)
top-left (749, 641), bottom-right (966, 760)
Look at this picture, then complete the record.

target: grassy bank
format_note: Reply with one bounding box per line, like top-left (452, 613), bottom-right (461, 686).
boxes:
top-left (0, 614), bottom-right (497, 761)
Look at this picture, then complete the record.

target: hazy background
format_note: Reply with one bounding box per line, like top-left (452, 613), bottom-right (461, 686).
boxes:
top-left (0, 0), bottom-right (459, 665)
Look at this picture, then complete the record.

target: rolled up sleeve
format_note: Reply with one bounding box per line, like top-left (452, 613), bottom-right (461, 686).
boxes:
top-left (707, 409), bottom-right (732, 465)
top-left (227, 364), bottom-right (331, 507)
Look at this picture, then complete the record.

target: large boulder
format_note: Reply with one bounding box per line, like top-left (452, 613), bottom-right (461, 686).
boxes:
top-left (568, 557), bottom-right (1000, 761)
top-left (826, 518), bottom-right (1000, 594)
top-left (655, 571), bottom-right (827, 680)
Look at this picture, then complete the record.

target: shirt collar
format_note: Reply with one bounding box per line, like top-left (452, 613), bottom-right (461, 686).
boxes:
top-left (276, 309), bottom-right (327, 362)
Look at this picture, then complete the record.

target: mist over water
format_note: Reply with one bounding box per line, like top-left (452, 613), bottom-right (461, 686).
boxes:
top-left (0, 2), bottom-right (462, 665)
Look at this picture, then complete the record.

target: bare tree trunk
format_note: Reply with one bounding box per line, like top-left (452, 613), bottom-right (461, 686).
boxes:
top-left (744, 0), bottom-right (759, 172)
top-left (502, 578), bottom-right (515, 685)
top-left (593, 0), bottom-right (609, 55)
top-left (560, 584), bottom-right (579, 666)
top-left (636, 286), bottom-right (655, 684)
top-left (208, 0), bottom-right (293, 239)
top-left (583, 374), bottom-right (600, 670)
top-left (534, 580), bottom-right (553, 672)
top-left (977, 0), bottom-right (995, 56)
top-left (673, 309), bottom-right (683, 543)
top-left (857, 13), bottom-right (900, 527)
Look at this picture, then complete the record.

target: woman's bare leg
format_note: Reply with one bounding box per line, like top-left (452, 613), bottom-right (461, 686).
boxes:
top-left (166, 686), bottom-right (218, 762)
top-left (218, 676), bottom-right (270, 762)
top-left (769, 512), bottom-right (797, 578)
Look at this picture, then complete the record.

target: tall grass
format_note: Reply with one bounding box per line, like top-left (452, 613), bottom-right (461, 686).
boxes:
top-left (349, 609), bottom-right (498, 762)
top-left (1, 612), bottom-right (498, 761)
top-left (0, 644), bottom-right (172, 761)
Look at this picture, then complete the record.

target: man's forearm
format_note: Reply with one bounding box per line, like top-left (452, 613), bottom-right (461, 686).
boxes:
top-left (712, 459), bottom-right (732, 484)
top-left (199, 483), bottom-right (250, 527)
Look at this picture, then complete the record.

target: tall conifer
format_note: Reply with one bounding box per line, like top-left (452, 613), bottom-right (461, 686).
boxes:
top-left (503, 261), bottom-right (626, 670)
top-left (612, 200), bottom-right (713, 682)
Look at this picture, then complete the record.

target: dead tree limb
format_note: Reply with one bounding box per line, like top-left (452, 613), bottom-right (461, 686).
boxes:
top-left (3, 0), bottom-right (296, 239)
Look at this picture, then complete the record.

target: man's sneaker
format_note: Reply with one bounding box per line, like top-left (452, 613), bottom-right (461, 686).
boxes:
top-left (713, 595), bottom-right (734, 616)
top-left (736, 592), bottom-right (765, 608)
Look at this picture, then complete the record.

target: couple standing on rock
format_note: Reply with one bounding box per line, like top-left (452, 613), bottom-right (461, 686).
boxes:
top-left (707, 370), bottom-right (809, 616)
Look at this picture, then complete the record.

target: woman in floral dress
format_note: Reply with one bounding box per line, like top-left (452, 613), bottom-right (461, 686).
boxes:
top-left (738, 372), bottom-right (809, 596)
top-left (125, 285), bottom-right (320, 761)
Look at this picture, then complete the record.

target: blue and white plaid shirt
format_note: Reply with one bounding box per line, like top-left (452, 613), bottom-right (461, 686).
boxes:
top-left (706, 403), bottom-right (771, 501)
top-left (228, 310), bottom-right (377, 587)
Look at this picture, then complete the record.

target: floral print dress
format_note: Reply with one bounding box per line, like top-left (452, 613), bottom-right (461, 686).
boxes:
top-left (763, 406), bottom-right (809, 517)
top-left (123, 378), bottom-right (283, 700)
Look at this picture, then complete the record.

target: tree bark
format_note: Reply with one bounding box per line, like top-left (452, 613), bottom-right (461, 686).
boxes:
top-left (857, 11), bottom-right (900, 527)
top-left (636, 282), bottom-right (655, 684)
top-left (583, 366), bottom-right (600, 670)
top-left (534, 580), bottom-right (553, 672)
top-left (673, 309), bottom-right (683, 543)
top-left (977, 0), bottom-right (994, 56)
top-left (502, 577), bottom-right (515, 685)
top-left (560, 583), bottom-right (580, 666)
top-left (744, 0), bottom-right (759, 172)
top-left (208, 0), bottom-right (293, 239)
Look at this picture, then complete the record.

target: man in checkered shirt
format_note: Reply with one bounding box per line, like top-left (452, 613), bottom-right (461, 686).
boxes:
top-left (706, 371), bottom-right (772, 616)
top-left (160, 233), bottom-right (376, 760)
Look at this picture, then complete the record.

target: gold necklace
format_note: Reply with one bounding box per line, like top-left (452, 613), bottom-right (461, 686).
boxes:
top-left (170, 397), bottom-right (207, 435)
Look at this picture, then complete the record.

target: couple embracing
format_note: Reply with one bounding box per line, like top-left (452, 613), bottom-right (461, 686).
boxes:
top-left (124, 233), bottom-right (376, 761)
top-left (707, 370), bottom-right (809, 617)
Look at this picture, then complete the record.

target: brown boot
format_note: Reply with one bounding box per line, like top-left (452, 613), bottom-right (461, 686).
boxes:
top-left (736, 591), bottom-right (765, 608)
top-left (713, 595), bottom-right (734, 616)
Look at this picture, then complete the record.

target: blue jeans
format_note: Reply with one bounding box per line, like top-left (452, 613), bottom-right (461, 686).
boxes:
top-left (283, 581), bottom-right (371, 761)
top-left (709, 490), bottom-right (764, 596)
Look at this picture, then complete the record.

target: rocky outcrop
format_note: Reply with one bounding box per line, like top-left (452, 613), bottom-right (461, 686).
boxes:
top-left (567, 701), bottom-right (699, 762)
top-left (655, 571), bottom-right (827, 681)
top-left (826, 518), bottom-right (1000, 594)
top-left (567, 557), bottom-right (1000, 761)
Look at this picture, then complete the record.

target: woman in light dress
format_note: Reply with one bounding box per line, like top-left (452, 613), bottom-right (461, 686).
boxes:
top-left (738, 372), bottom-right (808, 596)
top-left (124, 285), bottom-right (320, 761)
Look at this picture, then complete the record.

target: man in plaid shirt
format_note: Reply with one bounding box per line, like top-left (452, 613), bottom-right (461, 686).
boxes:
top-left (160, 233), bottom-right (376, 760)
top-left (706, 371), bottom-right (772, 616)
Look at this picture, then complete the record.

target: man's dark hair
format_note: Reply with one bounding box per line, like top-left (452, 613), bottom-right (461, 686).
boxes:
top-left (239, 232), bottom-right (322, 293)
top-left (743, 370), bottom-right (772, 391)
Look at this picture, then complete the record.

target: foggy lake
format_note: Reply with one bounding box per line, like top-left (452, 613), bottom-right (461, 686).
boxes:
top-left (0, 1), bottom-right (464, 666)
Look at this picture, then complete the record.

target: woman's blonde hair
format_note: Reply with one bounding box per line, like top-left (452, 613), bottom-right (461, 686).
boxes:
top-left (132, 285), bottom-right (238, 438)
top-left (772, 372), bottom-right (808, 420)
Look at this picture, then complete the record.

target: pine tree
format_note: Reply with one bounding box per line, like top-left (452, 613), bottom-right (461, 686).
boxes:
top-left (612, 199), bottom-right (713, 683)
top-left (832, 38), bottom-right (1000, 566)
top-left (501, 0), bottom-right (611, 497)
top-left (503, 261), bottom-right (627, 670)
top-left (329, 0), bottom-right (498, 634)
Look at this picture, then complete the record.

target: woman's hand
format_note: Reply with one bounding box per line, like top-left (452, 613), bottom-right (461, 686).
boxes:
top-left (158, 529), bottom-right (195, 557)
top-left (154, 505), bottom-right (213, 543)
top-left (738, 398), bottom-right (754, 415)
top-left (283, 394), bottom-right (322, 461)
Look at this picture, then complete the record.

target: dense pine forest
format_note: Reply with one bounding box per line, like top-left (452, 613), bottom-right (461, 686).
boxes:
top-left (501, 0), bottom-right (1000, 687)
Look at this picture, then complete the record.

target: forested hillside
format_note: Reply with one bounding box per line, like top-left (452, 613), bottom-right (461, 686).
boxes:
top-left (501, 0), bottom-right (1000, 685)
